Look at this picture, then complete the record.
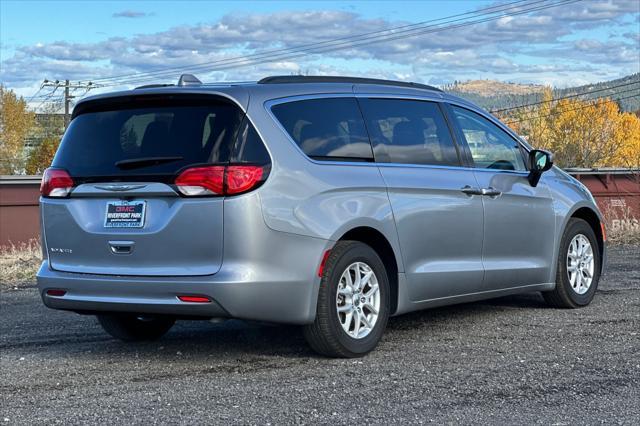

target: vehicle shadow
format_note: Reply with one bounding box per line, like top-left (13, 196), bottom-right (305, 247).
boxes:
top-left (386, 291), bottom-right (548, 332)
top-left (36, 292), bottom-right (549, 361)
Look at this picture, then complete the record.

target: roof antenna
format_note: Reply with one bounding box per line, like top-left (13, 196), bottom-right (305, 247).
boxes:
top-left (178, 74), bottom-right (202, 86)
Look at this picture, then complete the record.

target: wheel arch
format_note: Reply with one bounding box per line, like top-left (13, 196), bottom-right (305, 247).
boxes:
top-left (555, 205), bottom-right (606, 279)
top-left (568, 206), bottom-right (605, 265)
top-left (337, 226), bottom-right (401, 315)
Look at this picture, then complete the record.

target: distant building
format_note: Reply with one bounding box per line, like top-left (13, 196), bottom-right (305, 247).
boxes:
top-left (24, 113), bottom-right (65, 151)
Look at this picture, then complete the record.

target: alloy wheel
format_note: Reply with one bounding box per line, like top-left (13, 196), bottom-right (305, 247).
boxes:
top-left (335, 262), bottom-right (381, 339)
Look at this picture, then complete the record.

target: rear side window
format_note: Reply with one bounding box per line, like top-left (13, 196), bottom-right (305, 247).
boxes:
top-left (271, 97), bottom-right (373, 161)
top-left (53, 96), bottom-right (268, 180)
top-left (358, 98), bottom-right (460, 166)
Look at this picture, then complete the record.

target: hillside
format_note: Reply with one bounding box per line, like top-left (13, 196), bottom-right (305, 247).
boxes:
top-left (443, 79), bottom-right (545, 97)
top-left (443, 73), bottom-right (640, 113)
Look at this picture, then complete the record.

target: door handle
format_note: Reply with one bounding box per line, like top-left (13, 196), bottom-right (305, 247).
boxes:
top-left (109, 240), bottom-right (134, 255)
top-left (460, 185), bottom-right (483, 196)
top-left (481, 187), bottom-right (502, 197)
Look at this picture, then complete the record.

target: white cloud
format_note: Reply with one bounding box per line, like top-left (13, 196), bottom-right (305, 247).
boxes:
top-left (1, 1), bottom-right (638, 94)
top-left (112, 10), bottom-right (149, 19)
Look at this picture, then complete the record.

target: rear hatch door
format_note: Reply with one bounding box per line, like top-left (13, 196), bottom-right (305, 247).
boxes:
top-left (42, 94), bottom-right (244, 276)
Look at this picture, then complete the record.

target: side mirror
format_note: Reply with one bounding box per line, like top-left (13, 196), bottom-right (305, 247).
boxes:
top-left (527, 149), bottom-right (553, 187)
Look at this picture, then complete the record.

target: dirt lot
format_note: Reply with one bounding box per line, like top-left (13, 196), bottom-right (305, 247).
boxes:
top-left (1, 245), bottom-right (639, 425)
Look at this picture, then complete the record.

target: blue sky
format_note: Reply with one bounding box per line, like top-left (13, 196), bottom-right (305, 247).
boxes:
top-left (1, 0), bottom-right (638, 103)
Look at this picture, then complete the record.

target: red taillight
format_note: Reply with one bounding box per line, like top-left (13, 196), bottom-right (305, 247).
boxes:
top-left (175, 165), bottom-right (265, 197)
top-left (46, 289), bottom-right (67, 297)
top-left (226, 165), bottom-right (264, 195)
top-left (40, 168), bottom-right (74, 198)
top-left (175, 166), bottom-right (225, 196)
top-left (178, 295), bottom-right (211, 303)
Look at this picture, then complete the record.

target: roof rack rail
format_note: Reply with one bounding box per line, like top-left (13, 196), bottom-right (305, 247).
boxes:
top-left (257, 75), bottom-right (442, 92)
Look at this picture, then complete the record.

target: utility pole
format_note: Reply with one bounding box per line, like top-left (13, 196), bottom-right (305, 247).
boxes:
top-left (64, 80), bottom-right (71, 128)
top-left (40, 79), bottom-right (99, 129)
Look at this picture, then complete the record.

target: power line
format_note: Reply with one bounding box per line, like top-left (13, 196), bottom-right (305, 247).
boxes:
top-left (89, 0), bottom-right (538, 85)
top-left (95, 0), bottom-right (578, 87)
top-left (490, 80), bottom-right (640, 113)
top-left (40, 80), bottom-right (100, 127)
top-left (32, 88), bottom-right (61, 112)
top-left (25, 85), bottom-right (45, 104)
top-left (114, 0), bottom-right (581, 86)
top-left (504, 94), bottom-right (640, 125)
top-left (113, 0), bottom-right (581, 87)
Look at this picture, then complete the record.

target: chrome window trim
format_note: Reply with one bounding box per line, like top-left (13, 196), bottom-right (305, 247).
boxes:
top-left (264, 93), bottom-right (530, 176)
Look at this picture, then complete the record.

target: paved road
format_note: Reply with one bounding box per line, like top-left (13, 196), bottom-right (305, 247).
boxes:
top-left (1, 246), bottom-right (639, 425)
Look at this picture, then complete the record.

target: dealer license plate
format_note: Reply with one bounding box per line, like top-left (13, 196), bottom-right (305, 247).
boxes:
top-left (104, 201), bottom-right (146, 228)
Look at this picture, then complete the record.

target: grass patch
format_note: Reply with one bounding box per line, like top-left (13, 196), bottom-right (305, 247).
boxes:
top-left (0, 240), bottom-right (42, 288)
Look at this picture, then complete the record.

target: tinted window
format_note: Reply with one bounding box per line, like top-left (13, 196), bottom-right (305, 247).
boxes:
top-left (230, 118), bottom-right (270, 164)
top-left (450, 106), bottom-right (526, 171)
top-left (271, 98), bottom-right (373, 161)
top-left (358, 99), bottom-right (459, 166)
top-left (53, 96), bottom-right (268, 180)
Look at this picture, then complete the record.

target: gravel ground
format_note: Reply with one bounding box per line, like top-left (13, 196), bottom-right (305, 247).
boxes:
top-left (1, 245), bottom-right (639, 425)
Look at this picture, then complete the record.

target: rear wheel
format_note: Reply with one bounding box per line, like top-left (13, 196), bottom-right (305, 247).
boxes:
top-left (304, 241), bottom-right (390, 358)
top-left (543, 218), bottom-right (601, 308)
top-left (97, 314), bottom-right (175, 342)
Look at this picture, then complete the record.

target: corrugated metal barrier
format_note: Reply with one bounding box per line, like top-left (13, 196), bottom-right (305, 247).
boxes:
top-left (1, 170), bottom-right (639, 246)
top-left (0, 176), bottom-right (41, 247)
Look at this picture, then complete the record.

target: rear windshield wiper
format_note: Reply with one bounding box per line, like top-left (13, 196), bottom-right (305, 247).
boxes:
top-left (115, 156), bottom-right (184, 170)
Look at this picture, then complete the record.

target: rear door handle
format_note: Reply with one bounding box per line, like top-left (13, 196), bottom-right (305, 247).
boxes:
top-left (481, 187), bottom-right (502, 197)
top-left (461, 185), bottom-right (483, 196)
top-left (109, 240), bottom-right (135, 255)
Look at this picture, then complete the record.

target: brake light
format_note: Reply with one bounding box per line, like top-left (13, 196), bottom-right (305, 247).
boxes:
top-left (178, 295), bottom-right (211, 303)
top-left (40, 168), bottom-right (74, 197)
top-left (175, 165), bottom-right (265, 196)
top-left (175, 166), bottom-right (225, 196)
top-left (226, 165), bottom-right (264, 195)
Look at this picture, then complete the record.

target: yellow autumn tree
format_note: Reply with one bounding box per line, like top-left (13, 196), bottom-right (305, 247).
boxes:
top-left (613, 112), bottom-right (640, 169)
top-left (501, 93), bottom-right (640, 169)
top-left (546, 98), bottom-right (623, 168)
top-left (0, 86), bottom-right (35, 174)
top-left (505, 87), bottom-right (554, 149)
top-left (25, 136), bottom-right (60, 175)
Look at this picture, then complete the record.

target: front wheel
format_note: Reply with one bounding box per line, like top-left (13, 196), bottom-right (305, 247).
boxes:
top-left (97, 314), bottom-right (175, 342)
top-left (304, 241), bottom-right (390, 358)
top-left (543, 218), bottom-right (601, 308)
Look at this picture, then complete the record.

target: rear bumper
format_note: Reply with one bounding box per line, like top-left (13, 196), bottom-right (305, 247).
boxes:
top-left (37, 234), bottom-right (329, 325)
top-left (38, 192), bottom-right (333, 324)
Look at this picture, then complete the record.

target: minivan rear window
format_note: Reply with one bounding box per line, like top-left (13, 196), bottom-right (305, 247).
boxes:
top-left (52, 95), bottom-right (266, 181)
top-left (270, 97), bottom-right (373, 162)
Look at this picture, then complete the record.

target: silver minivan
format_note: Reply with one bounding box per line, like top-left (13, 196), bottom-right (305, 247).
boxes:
top-left (37, 75), bottom-right (606, 357)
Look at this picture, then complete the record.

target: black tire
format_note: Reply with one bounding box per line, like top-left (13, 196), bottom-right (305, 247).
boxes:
top-left (543, 218), bottom-right (601, 308)
top-left (97, 314), bottom-right (175, 342)
top-left (303, 241), bottom-right (390, 358)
